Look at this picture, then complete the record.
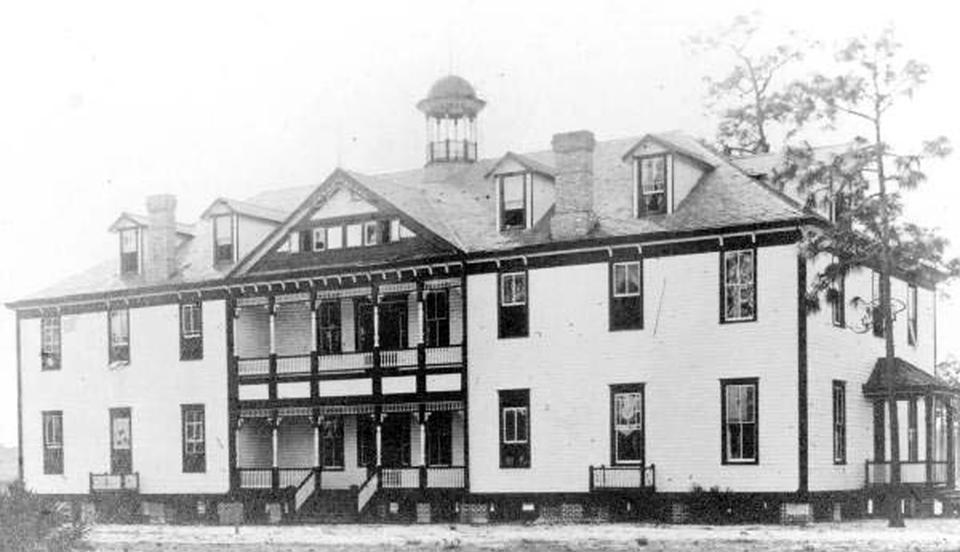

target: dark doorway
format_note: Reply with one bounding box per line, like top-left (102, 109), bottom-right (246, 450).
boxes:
top-left (380, 413), bottom-right (411, 467)
top-left (355, 298), bottom-right (374, 352)
top-left (378, 294), bottom-right (408, 350)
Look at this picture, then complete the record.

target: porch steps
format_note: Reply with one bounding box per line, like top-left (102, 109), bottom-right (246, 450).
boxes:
top-left (295, 489), bottom-right (360, 523)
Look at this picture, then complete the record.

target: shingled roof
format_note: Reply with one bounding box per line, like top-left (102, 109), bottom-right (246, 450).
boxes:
top-left (863, 357), bottom-right (960, 397)
top-left (12, 130), bottom-right (811, 305)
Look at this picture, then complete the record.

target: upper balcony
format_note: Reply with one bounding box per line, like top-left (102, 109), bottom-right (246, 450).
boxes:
top-left (233, 277), bottom-right (464, 384)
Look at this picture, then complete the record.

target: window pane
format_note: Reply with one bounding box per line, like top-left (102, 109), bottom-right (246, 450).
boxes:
top-left (313, 229), bottom-right (326, 251)
top-left (739, 251), bottom-right (754, 283)
top-left (326, 227), bottom-right (343, 249)
top-left (513, 275), bottom-right (526, 303)
top-left (504, 409), bottom-right (516, 442)
top-left (214, 217), bottom-right (232, 245)
top-left (120, 230), bottom-right (138, 252)
top-left (113, 416), bottom-right (131, 450)
top-left (502, 175), bottom-right (525, 208)
top-left (364, 222), bottom-right (379, 245)
top-left (516, 409), bottom-right (528, 442)
top-left (346, 224), bottom-right (362, 247)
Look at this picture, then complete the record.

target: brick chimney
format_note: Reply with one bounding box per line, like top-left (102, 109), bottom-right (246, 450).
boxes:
top-left (145, 194), bottom-right (178, 282)
top-left (549, 130), bottom-right (596, 241)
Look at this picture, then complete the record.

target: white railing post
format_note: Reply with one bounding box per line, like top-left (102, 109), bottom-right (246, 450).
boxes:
top-left (376, 421), bottom-right (383, 467)
top-left (313, 421), bottom-right (321, 468)
top-left (272, 423), bottom-right (279, 469)
top-left (269, 302), bottom-right (276, 355)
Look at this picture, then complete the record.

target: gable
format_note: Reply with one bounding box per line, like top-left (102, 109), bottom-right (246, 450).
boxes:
top-left (309, 188), bottom-right (378, 221)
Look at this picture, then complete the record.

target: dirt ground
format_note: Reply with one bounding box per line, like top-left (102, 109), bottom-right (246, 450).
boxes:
top-left (88, 519), bottom-right (960, 551)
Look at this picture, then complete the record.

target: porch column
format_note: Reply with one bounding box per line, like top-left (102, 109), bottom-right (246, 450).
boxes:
top-left (232, 418), bottom-right (243, 490)
top-left (948, 403), bottom-right (957, 488)
top-left (271, 417), bottom-right (280, 490)
top-left (375, 417), bottom-right (383, 467)
top-left (417, 286), bottom-right (425, 346)
top-left (268, 297), bottom-right (277, 355)
top-left (313, 417), bottom-right (321, 468)
top-left (310, 299), bottom-right (318, 353)
top-left (373, 290), bottom-right (380, 349)
top-left (419, 412), bottom-right (428, 466)
top-left (925, 394), bottom-right (934, 487)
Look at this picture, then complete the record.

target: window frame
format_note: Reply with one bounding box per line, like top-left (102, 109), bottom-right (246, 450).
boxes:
top-left (426, 411), bottom-right (453, 466)
top-left (635, 154), bottom-right (670, 217)
top-left (181, 404), bottom-right (206, 473)
top-left (356, 414), bottom-right (376, 467)
top-left (41, 315), bottom-right (62, 371)
top-left (424, 289), bottom-right (450, 348)
top-left (316, 300), bottom-right (343, 355)
top-left (212, 214), bottom-right (235, 265)
top-left (499, 389), bottom-right (530, 469)
top-left (498, 172), bottom-right (529, 230)
top-left (312, 228), bottom-right (327, 251)
top-left (720, 248), bottom-right (758, 324)
top-left (108, 307), bottom-right (130, 364)
top-left (498, 270), bottom-right (529, 339)
top-left (42, 410), bottom-right (63, 475)
top-left (345, 223), bottom-right (363, 248)
top-left (119, 228), bottom-right (141, 276)
top-left (830, 272), bottom-right (846, 328)
top-left (319, 416), bottom-right (345, 469)
top-left (720, 378), bottom-right (759, 465)
top-left (610, 383), bottom-right (645, 466)
top-left (179, 301), bottom-right (203, 361)
top-left (363, 220), bottom-right (381, 246)
top-left (609, 260), bottom-right (643, 331)
top-left (832, 380), bottom-right (846, 465)
top-left (907, 284), bottom-right (918, 346)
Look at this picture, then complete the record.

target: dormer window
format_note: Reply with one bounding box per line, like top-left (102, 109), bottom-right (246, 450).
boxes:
top-left (213, 215), bottom-right (234, 264)
top-left (119, 229), bottom-right (141, 276)
top-left (499, 173), bottom-right (528, 230)
top-left (637, 155), bottom-right (668, 216)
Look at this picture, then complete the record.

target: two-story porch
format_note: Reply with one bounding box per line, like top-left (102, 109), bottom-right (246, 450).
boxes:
top-left (863, 358), bottom-right (960, 497)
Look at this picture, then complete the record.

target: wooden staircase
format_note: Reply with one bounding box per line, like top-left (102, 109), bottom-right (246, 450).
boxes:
top-left (295, 489), bottom-right (361, 523)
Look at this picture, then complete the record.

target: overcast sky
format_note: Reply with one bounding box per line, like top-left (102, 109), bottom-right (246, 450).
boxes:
top-left (1, 0), bottom-right (958, 448)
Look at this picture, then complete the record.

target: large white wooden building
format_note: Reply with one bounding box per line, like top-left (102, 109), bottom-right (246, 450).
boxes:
top-left (9, 74), bottom-right (958, 524)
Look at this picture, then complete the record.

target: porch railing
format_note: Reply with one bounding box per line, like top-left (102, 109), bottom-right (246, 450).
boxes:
top-left (379, 349), bottom-right (418, 369)
top-left (426, 466), bottom-right (466, 488)
top-left (357, 469), bottom-right (380, 514)
top-left (238, 468), bottom-right (273, 489)
top-left (589, 464), bottom-right (656, 491)
top-left (276, 354), bottom-right (311, 376)
top-left (237, 357), bottom-right (270, 377)
top-left (381, 467), bottom-right (421, 489)
top-left (279, 468), bottom-right (313, 488)
top-left (425, 345), bottom-right (462, 367)
top-left (865, 460), bottom-right (949, 486)
top-left (318, 351), bottom-right (373, 372)
top-left (90, 472), bottom-right (139, 493)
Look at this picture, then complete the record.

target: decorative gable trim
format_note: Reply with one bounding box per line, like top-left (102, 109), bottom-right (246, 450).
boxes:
top-left (200, 198), bottom-right (287, 224)
top-left (621, 134), bottom-right (716, 171)
top-left (484, 151), bottom-right (556, 179)
top-left (107, 213), bottom-right (196, 236)
top-left (227, 168), bottom-right (462, 278)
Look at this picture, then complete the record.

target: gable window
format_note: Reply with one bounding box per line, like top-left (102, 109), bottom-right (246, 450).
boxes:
top-left (42, 411), bottom-right (63, 475)
top-left (830, 272), bottom-right (846, 328)
top-left (41, 315), bottom-right (61, 371)
top-left (345, 224), bottom-right (363, 247)
top-left (363, 221), bottom-right (381, 246)
top-left (907, 284), bottom-right (918, 346)
top-left (721, 378), bottom-right (758, 464)
top-left (871, 270), bottom-right (885, 338)
top-left (180, 301), bottom-right (203, 361)
top-left (499, 174), bottom-right (528, 230)
top-left (426, 411), bottom-right (453, 466)
top-left (610, 261), bottom-right (643, 330)
top-left (108, 308), bottom-right (130, 364)
top-left (326, 227), bottom-right (343, 250)
top-left (320, 416), bottom-right (344, 468)
top-left (611, 384), bottom-right (644, 464)
top-left (119, 229), bottom-right (140, 275)
top-left (637, 155), bottom-right (668, 216)
top-left (317, 301), bottom-right (342, 355)
top-left (499, 389), bottom-right (530, 468)
top-left (312, 228), bottom-right (327, 251)
top-left (424, 290), bottom-right (450, 347)
top-left (181, 404), bottom-right (205, 473)
top-left (498, 271), bottom-right (528, 338)
top-left (832, 381), bottom-right (846, 464)
top-left (721, 249), bottom-right (756, 323)
top-left (213, 215), bottom-right (234, 264)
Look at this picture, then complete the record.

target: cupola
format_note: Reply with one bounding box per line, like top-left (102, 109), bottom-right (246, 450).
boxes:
top-left (417, 75), bottom-right (485, 165)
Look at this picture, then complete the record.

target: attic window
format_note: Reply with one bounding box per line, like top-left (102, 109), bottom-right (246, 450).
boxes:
top-left (213, 215), bottom-right (234, 264)
top-left (499, 174), bottom-right (528, 230)
top-left (636, 155), bottom-right (669, 216)
top-left (119, 229), bottom-right (141, 276)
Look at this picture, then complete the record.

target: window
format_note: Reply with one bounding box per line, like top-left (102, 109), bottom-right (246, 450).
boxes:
top-left (610, 261), bottom-right (643, 330)
top-left (345, 224), bottom-right (362, 247)
top-left (119, 229), bottom-right (140, 275)
top-left (41, 315), bottom-right (61, 370)
top-left (363, 221), bottom-right (380, 246)
top-left (832, 381), bottom-right (846, 464)
top-left (182, 405), bottom-right (205, 473)
top-left (721, 249), bottom-right (756, 322)
top-left (830, 273), bottom-right (845, 328)
top-left (499, 271), bottom-right (528, 338)
top-left (871, 270), bottom-right (884, 338)
top-left (213, 215), bottom-right (234, 264)
top-left (326, 226), bottom-right (343, 250)
top-left (180, 302), bottom-right (203, 361)
top-left (637, 155), bottom-right (668, 216)
top-left (721, 379), bottom-right (758, 464)
top-left (499, 389), bottom-right (530, 468)
top-left (357, 415), bottom-right (376, 467)
top-left (320, 417), bottom-right (344, 468)
top-left (110, 408), bottom-right (133, 474)
top-left (426, 411), bottom-right (453, 466)
top-left (611, 384), bottom-right (644, 464)
top-left (317, 301), bottom-right (342, 355)
top-left (42, 411), bottom-right (63, 475)
top-left (908, 398), bottom-right (918, 462)
top-left (109, 308), bottom-right (130, 364)
top-left (499, 174), bottom-right (527, 230)
top-left (907, 284), bottom-right (918, 346)
top-left (424, 290), bottom-right (450, 347)
top-left (313, 228), bottom-right (327, 251)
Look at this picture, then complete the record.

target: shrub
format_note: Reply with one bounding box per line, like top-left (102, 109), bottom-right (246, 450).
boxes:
top-left (0, 481), bottom-right (89, 552)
